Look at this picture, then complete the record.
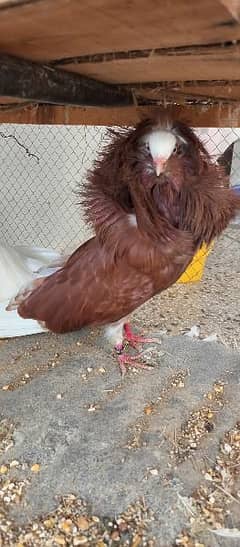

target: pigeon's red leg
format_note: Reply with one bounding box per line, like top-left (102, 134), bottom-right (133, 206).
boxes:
top-left (108, 320), bottom-right (157, 376)
top-left (114, 343), bottom-right (153, 376)
top-left (123, 322), bottom-right (160, 349)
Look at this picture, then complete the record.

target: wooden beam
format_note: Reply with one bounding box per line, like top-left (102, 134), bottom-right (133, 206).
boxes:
top-left (0, 0), bottom-right (239, 62)
top-left (130, 79), bottom-right (240, 104)
top-left (0, 54), bottom-right (133, 107)
top-left (1, 103), bottom-right (240, 126)
top-left (53, 42), bottom-right (240, 67)
top-left (60, 45), bottom-right (240, 84)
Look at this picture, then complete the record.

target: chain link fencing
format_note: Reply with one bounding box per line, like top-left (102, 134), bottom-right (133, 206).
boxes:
top-left (0, 124), bottom-right (109, 252)
top-left (0, 124), bottom-right (239, 281)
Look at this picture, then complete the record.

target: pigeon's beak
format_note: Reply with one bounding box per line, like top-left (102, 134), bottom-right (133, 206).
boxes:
top-left (154, 157), bottom-right (167, 177)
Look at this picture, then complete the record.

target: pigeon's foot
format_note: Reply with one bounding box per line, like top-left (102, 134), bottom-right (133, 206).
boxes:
top-left (117, 352), bottom-right (153, 377)
top-left (123, 323), bottom-right (161, 350)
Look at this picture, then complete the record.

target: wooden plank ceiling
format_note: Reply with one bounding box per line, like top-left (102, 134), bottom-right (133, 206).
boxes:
top-left (0, 0), bottom-right (240, 124)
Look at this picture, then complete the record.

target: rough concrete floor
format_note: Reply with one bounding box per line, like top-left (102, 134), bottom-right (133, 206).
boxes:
top-left (0, 227), bottom-right (239, 546)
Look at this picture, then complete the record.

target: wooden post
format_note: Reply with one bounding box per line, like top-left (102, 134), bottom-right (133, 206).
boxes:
top-left (0, 54), bottom-right (133, 107)
top-left (1, 103), bottom-right (240, 126)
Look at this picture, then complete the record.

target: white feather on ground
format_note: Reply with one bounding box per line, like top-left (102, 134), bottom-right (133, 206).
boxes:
top-left (0, 243), bottom-right (65, 338)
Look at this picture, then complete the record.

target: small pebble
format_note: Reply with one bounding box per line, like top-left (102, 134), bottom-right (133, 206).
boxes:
top-left (77, 516), bottom-right (89, 530)
top-left (31, 463), bottom-right (41, 473)
top-left (73, 537), bottom-right (88, 545)
top-left (0, 465), bottom-right (8, 474)
top-left (87, 404), bottom-right (96, 412)
top-left (149, 469), bottom-right (159, 476)
top-left (54, 536), bottom-right (66, 545)
top-left (59, 519), bottom-right (73, 534)
top-left (214, 384), bottom-right (224, 394)
top-left (44, 518), bottom-right (55, 529)
top-left (223, 443), bottom-right (232, 454)
top-left (132, 534), bottom-right (142, 547)
top-left (111, 530), bottom-right (120, 541)
top-left (10, 460), bottom-right (19, 468)
top-left (92, 516), bottom-right (100, 523)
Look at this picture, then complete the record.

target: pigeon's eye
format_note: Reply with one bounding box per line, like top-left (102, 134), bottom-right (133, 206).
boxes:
top-left (145, 142), bottom-right (150, 152)
top-left (173, 143), bottom-right (185, 157)
top-left (173, 144), bottom-right (179, 155)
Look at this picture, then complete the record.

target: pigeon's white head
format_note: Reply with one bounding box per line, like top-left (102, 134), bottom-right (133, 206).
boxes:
top-left (143, 129), bottom-right (177, 176)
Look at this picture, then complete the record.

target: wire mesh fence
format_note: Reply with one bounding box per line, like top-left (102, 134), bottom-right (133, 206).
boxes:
top-left (0, 124), bottom-right (107, 252)
top-left (0, 123), bottom-right (239, 284)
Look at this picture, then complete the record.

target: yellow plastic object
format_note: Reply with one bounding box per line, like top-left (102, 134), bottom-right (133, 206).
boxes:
top-left (177, 242), bottom-right (213, 284)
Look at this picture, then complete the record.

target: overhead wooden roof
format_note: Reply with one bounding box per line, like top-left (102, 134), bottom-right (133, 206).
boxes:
top-left (0, 0), bottom-right (240, 125)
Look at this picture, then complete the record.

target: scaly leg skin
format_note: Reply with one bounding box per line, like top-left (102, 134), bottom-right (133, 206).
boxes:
top-left (105, 319), bottom-right (157, 377)
top-left (123, 322), bottom-right (161, 350)
top-left (115, 343), bottom-right (153, 377)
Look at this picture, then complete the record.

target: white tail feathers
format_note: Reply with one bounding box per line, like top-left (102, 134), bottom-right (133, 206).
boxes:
top-left (0, 243), bottom-right (67, 339)
top-left (0, 301), bottom-right (47, 338)
top-left (0, 246), bottom-right (33, 302)
top-left (14, 245), bottom-right (64, 274)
